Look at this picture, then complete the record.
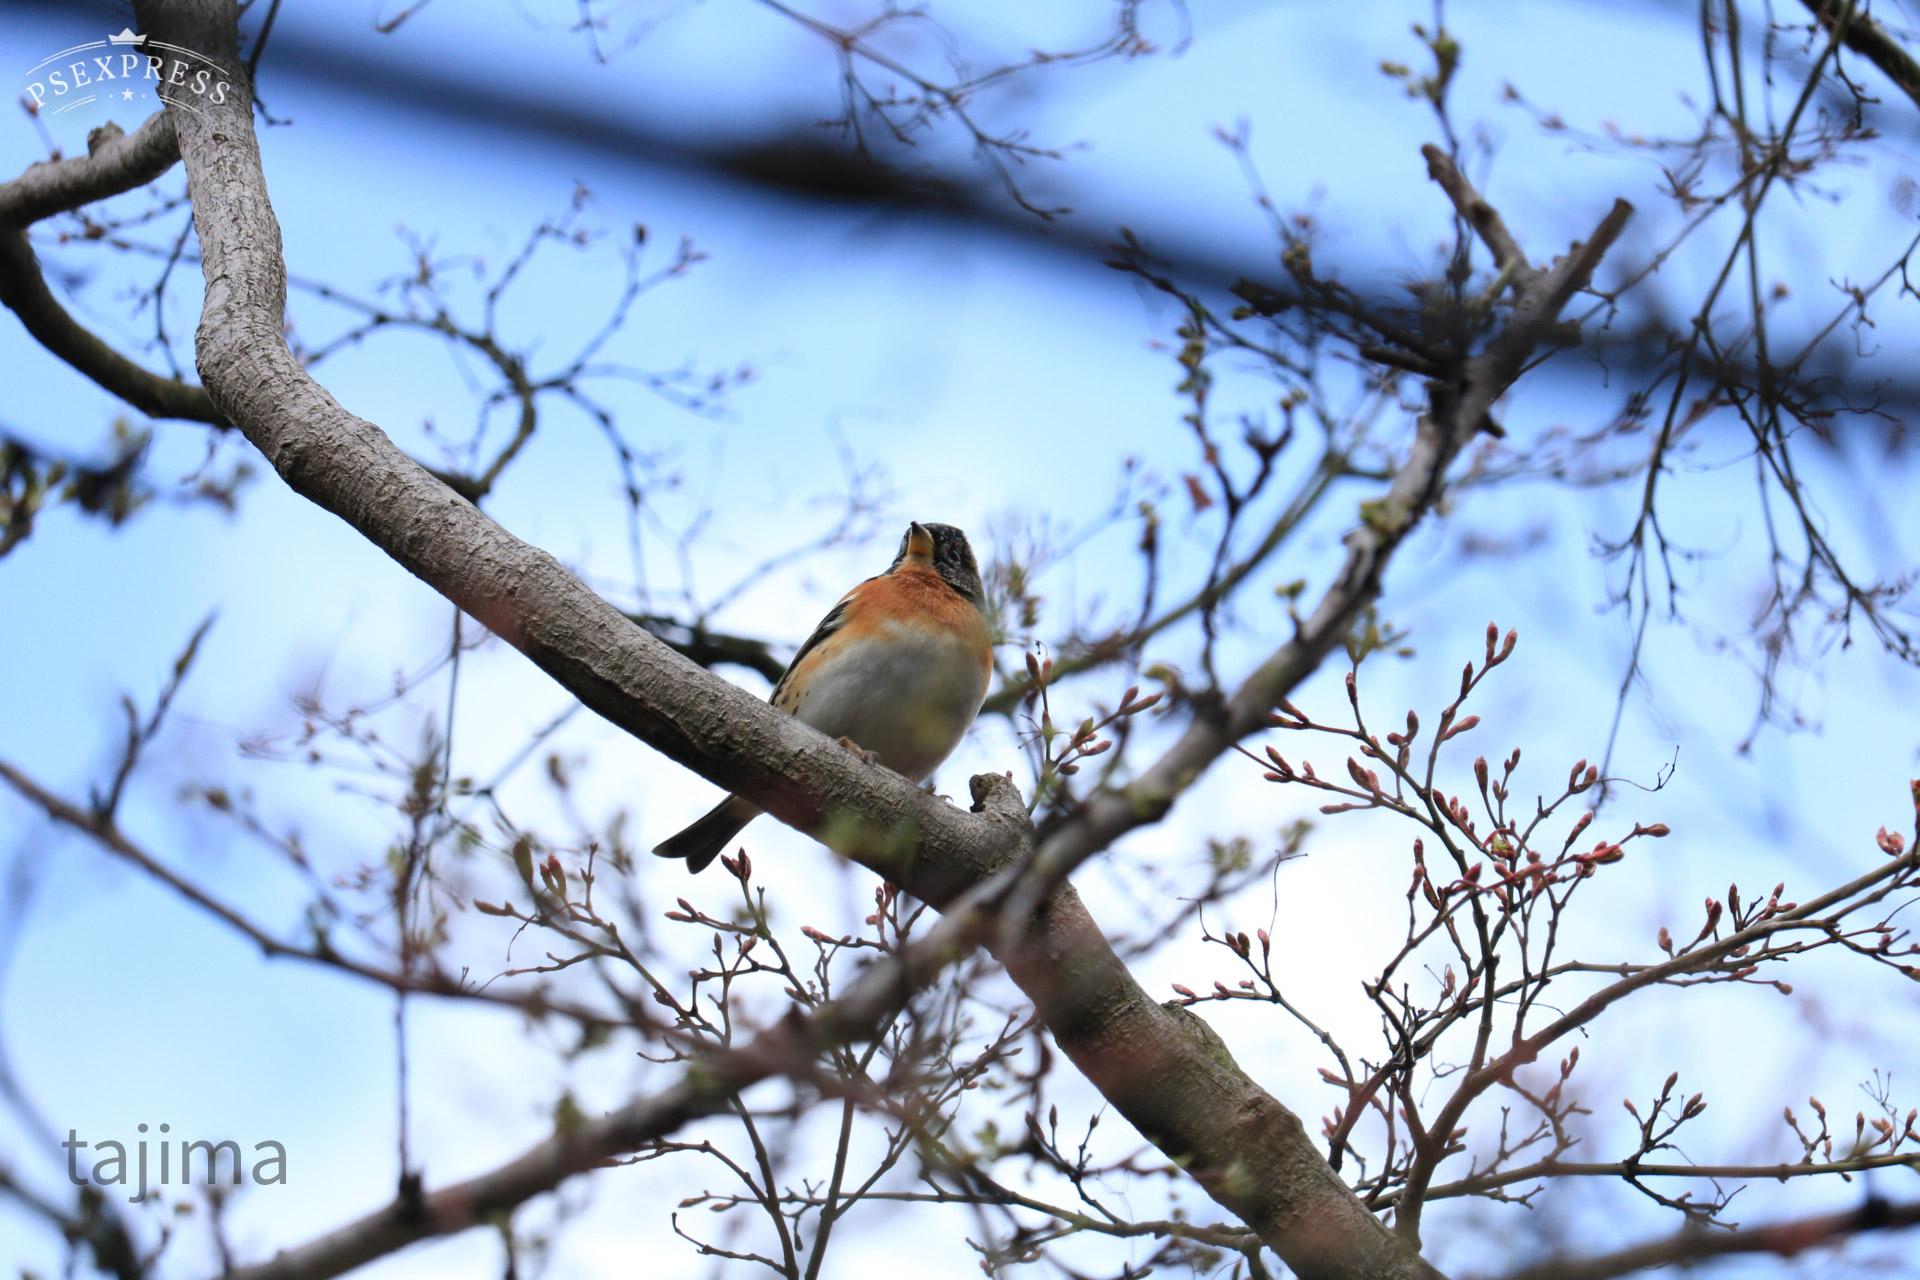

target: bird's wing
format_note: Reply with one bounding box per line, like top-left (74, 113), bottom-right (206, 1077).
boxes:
top-left (768, 579), bottom-right (872, 708)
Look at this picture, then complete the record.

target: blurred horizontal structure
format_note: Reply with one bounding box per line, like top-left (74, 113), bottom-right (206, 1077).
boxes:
top-left (15, 0), bottom-right (1920, 429)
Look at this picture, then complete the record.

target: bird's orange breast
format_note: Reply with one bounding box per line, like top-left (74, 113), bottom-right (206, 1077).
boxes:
top-left (839, 568), bottom-right (991, 663)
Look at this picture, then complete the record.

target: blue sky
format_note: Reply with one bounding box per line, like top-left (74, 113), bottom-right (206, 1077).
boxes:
top-left (3, 2), bottom-right (1919, 1277)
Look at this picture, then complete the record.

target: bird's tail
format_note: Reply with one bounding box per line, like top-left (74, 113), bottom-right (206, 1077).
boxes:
top-left (652, 796), bottom-right (760, 873)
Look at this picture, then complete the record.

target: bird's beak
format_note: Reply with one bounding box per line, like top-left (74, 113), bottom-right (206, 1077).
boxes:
top-left (905, 522), bottom-right (935, 562)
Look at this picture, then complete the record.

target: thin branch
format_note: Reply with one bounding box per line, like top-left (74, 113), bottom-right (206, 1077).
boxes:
top-left (0, 757), bottom-right (622, 1029)
top-left (1800, 0), bottom-right (1920, 111)
top-left (1491, 1194), bottom-right (1920, 1280)
top-left (128, 7), bottom-right (1446, 1274)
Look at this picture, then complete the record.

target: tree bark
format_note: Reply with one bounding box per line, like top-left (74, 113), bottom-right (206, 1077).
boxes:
top-left (121, 4), bottom-right (1471, 1276)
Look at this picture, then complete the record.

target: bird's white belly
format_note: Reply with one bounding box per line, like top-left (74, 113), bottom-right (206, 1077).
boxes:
top-left (790, 620), bottom-right (988, 781)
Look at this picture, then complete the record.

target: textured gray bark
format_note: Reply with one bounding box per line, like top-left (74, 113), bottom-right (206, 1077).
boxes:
top-left (0, 113), bottom-right (224, 424)
top-left (0, 112), bottom-right (180, 225)
top-left (113, 4), bottom-right (1627, 1276)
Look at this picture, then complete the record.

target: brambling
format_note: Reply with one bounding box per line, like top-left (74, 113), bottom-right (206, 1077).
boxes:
top-left (652, 521), bottom-right (994, 872)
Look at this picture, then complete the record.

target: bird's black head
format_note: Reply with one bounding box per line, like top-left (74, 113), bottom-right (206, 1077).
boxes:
top-left (890, 521), bottom-right (985, 606)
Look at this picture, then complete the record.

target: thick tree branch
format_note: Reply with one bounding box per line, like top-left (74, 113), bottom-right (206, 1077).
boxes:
top-left (216, 1073), bottom-right (732, 1280)
top-left (0, 113), bottom-right (227, 425)
top-left (6, 8), bottom-right (1906, 1279)
top-left (985, 154), bottom-right (1635, 1252)
top-left (131, 3), bottom-right (1440, 1276)
top-left (0, 113), bottom-right (180, 227)
top-left (0, 229), bottom-right (225, 425)
top-left (627, 611), bottom-right (789, 684)
top-left (1801, 0), bottom-right (1920, 113)
top-left (0, 127), bottom-right (784, 670)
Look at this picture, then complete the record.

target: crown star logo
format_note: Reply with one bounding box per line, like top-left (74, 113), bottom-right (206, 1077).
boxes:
top-left (108, 28), bottom-right (148, 47)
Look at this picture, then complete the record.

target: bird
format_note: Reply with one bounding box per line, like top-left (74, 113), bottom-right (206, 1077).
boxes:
top-left (652, 521), bottom-right (994, 872)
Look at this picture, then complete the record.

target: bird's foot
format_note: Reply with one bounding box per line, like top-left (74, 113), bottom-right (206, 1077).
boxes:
top-left (836, 736), bottom-right (883, 767)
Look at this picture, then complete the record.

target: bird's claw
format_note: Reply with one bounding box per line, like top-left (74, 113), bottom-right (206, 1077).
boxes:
top-left (836, 736), bottom-right (883, 767)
